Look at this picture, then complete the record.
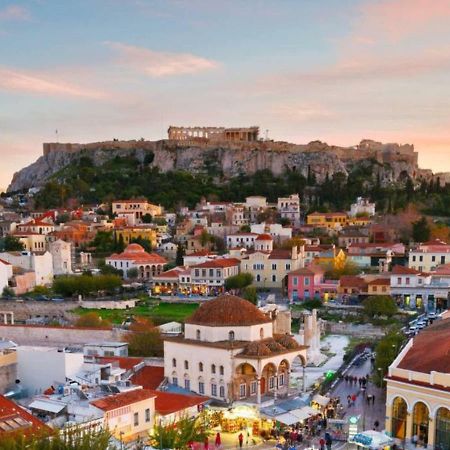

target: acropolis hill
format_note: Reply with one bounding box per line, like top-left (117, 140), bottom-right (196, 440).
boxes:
top-left (8, 125), bottom-right (429, 192)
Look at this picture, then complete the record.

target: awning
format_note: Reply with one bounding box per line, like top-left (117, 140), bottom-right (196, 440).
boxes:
top-left (290, 406), bottom-right (318, 421)
top-left (312, 394), bottom-right (331, 407)
top-left (28, 399), bottom-right (66, 414)
top-left (274, 412), bottom-right (300, 426)
top-left (349, 430), bottom-right (393, 449)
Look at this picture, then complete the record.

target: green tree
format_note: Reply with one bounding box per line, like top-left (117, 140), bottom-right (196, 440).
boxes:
top-left (142, 213), bottom-right (153, 223)
top-left (3, 235), bottom-right (25, 251)
top-left (362, 295), bottom-right (398, 318)
top-left (225, 273), bottom-right (253, 291)
top-left (2, 286), bottom-right (14, 298)
top-left (242, 285), bottom-right (257, 304)
top-left (373, 330), bottom-right (405, 387)
top-left (175, 244), bottom-right (185, 266)
top-left (130, 236), bottom-right (152, 252)
top-left (0, 428), bottom-right (110, 450)
top-left (150, 415), bottom-right (209, 450)
top-left (75, 312), bottom-right (111, 328)
top-left (412, 216), bottom-right (431, 242)
top-left (126, 267), bottom-right (139, 279)
top-left (125, 317), bottom-right (163, 357)
top-left (53, 274), bottom-right (121, 297)
top-left (97, 259), bottom-right (123, 276)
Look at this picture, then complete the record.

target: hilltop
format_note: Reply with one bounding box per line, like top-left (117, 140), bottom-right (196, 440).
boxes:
top-left (8, 136), bottom-right (426, 193)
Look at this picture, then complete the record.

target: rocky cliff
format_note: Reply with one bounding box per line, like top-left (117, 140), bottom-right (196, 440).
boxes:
top-left (8, 138), bottom-right (423, 192)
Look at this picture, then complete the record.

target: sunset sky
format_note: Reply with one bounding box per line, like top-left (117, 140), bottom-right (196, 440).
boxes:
top-left (1, 0), bottom-right (450, 189)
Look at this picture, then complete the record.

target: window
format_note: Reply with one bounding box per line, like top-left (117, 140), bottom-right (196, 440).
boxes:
top-left (239, 384), bottom-right (246, 398)
top-left (228, 330), bottom-right (235, 341)
top-left (432, 256), bottom-right (436, 262)
top-left (211, 383), bottom-right (217, 396)
top-left (286, 264), bottom-right (291, 271)
top-left (250, 381), bottom-right (257, 394)
top-left (209, 269), bottom-right (214, 277)
top-left (172, 377), bottom-right (178, 386)
top-left (216, 269), bottom-right (221, 277)
top-left (272, 275), bottom-right (276, 282)
top-left (269, 377), bottom-right (275, 389)
top-left (279, 373), bottom-right (285, 386)
top-left (184, 360), bottom-right (189, 370)
top-left (441, 256), bottom-right (446, 264)
top-left (172, 358), bottom-right (177, 368)
top-left (219, 365), bottom-right (224, 375)
top-left (199, 362), bottom-right (203, 372)
top-left (134, 412), bottom-right (139, 427)
top-left (199, 382), bottom-right (205, 394)
top-left (304, 277), bottom-right (310, 286)
top-left (256, 274), bottom-right (261, 282)
top-left (202, 269), bottom-right (207, 277)
top-left (406, 277), bottom-right (410, 285)
top-left (145, 408), bottom-right (151, 423)
top-left (397, 277), bottom-right (401, 285)
top-left (211, 364), bottom-right (216, 374)
top-left (196, 329), bottom-right (201, 340)
top-left (293, 277), bottom-right (298, 286)
top-left (195, 269), bottom-right (200, 277)
top-left (419, 255), bottom-right (423, 262)
top-left (272, 263), bottom-right (277, 270)
top-left (184, 379), bottom-right (190, 390)
top-left (412, 255), bottom-right (416, 262)
top-left (260, 328), bottom-right (264, 339)
top-left (219, 386), bottom-right (225, 398)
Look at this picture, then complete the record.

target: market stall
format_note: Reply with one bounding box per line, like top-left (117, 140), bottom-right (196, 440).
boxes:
top-left (348, 430), bottom-right (394, 449)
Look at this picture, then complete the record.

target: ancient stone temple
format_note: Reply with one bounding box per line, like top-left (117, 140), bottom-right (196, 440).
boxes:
top-left (168, 126), bottom-right (259, 142)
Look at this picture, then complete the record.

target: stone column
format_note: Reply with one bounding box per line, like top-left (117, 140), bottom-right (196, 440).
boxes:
top-left (274, 371), bottom-right (279, 401)
top-left (405, 411), bottom-right (413, 445)
top-left (256, 378), bottom-right (261, 404)
top-left (427, 416), bottom-right (436, 449)
top-left (385, 404), bottom-right (392, 435)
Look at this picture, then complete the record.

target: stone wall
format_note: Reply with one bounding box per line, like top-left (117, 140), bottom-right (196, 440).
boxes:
top-left (0, 324), bottom-right (123, 347)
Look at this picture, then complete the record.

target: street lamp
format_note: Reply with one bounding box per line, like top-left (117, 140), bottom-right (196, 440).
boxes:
top-left (377, 367), bottom-right (383, 388)
top-left (302, 364), bottom-right (306, 393)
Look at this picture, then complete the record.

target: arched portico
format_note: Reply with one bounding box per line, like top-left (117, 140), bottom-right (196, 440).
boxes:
top-left (233, 362), bottom-right (258, 401)
top-left (391, 396), bottom-right (408, 439)
top-left (435, 407), bottom-right (450, 450)
top-left (412, 401), bottom-right (430, 445)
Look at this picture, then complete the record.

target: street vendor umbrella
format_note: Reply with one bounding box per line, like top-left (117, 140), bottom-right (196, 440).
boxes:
top-left (349, 430), bottom-right (393, 449)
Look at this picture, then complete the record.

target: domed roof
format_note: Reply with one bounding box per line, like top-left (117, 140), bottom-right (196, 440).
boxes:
top-left (125, 243), bottom-right (145, 253)
top-left (256, 233), bottom-right (273, 241)
top-left (185, 294), bottom-right (272, 327)
top-left (274, 334), bottom-right (300, 349)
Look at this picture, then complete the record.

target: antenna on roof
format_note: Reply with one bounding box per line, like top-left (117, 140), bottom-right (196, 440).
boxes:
top-left (265, 129), bottom-right (269, 141)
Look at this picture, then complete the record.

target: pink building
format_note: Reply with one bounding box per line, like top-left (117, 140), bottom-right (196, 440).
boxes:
top-left (287, 265), bottom-right (337, 302)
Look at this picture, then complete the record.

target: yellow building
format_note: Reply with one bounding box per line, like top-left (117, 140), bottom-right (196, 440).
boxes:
top-left (91, 389), bottom-right (156, 442)
top-left (385, 318), bottom-right (450, 449)
top-left (114, 227), bottom-right (157, 249)
top-left (314, 247), bottom-right (347, 271)
top-left (13, 232), bottom-right (47, 252)
top-left (112, 199), bottom-right (163, 223)
top-left (307, 212), bottom-right (348, 229)
top-left (367, 278), bottom-right (390, 296)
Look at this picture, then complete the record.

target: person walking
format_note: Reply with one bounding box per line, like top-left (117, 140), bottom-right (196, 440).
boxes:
top-left (374, 420), bottom-right (379, 430)
top-left (325, 432), bottom-right (332, 450)
top-left (347, 395), bottom-right (351, 407)
top-left (351, 394), bottom-right (357, 406)
top-left (215, 432), bottom-right (221, 449)
top-left (372, 394), bottom-right (375, 405)
top-left (238, 433), bottom-right (244, 449)
top-left (319, 437), bottom-right (325, 450)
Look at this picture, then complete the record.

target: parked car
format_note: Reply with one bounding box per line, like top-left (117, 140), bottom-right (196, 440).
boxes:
top-left (51, 297), bottom-right (64, 302)
top-left (35, 295), bottom-right (49, 301)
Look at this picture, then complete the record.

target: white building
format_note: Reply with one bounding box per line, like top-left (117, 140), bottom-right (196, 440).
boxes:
top-left (84, 342), bottom-right (128, 358)
top-left (0, 259), bottom-right (12, 293)
top-left (0, 251), bottom-right (53, 286)
top-left (163, 294), bottom-right (307, 404)
top-left (226, 232), bottom-right (258, 249)
top-left (190, 258), bottom-right (240, 295)
top-left (17, 346), bottom-right (84, 394)
top-left (48, 239), bottom-right (72, 275)
top-left (251, 223), bottom-right (292, 241)
top-left (409, 239), bottom-right (450, 272)
top-left (349, 197), bottom-right (375, 217)
top-left (277, 194), bottom-right (300, 224)
top-left (112, 200), bottom-right (162, 224)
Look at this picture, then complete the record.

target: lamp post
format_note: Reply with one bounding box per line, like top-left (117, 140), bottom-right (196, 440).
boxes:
top-left (302, 364), bottom-right (306, 393)
top-left (377, 367), bottom-right (383, 388)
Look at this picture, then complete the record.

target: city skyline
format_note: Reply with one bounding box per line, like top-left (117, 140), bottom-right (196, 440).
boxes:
top-left (2, 0), bottom-right (450, 188)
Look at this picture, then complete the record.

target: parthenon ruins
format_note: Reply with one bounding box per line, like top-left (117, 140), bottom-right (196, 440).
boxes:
top-left (168, 126), bottom-right (259, 142)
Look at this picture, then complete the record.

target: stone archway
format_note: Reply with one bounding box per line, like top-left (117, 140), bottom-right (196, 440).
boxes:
top-left (391, 396), bottom-right (408, 439)
top-left (234, 362), bottom-right (257, 400)
top-left (261, 362), bottom-right (277, 394)
top-left (412, 401), bottom-right (430, 445)
top-left (435, 407), bottom-right (450, 450)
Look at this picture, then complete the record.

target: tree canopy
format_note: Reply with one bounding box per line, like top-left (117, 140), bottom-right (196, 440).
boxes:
top-left (362, 295), bottom-right (398, 318)
top-left (125, 317), bottom-right (163, 357)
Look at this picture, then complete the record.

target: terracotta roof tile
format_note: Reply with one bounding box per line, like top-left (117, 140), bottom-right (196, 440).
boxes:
top-left (185, 294), bottom-right (271, 326)
top-left (96, 356), bottom-right (144, 371)
top-left (148, 390), bottom-right (207, 415)
top-left (130, 366), bottom-right (165, 390)
top-left (91, 389), bottom-right (156, 411)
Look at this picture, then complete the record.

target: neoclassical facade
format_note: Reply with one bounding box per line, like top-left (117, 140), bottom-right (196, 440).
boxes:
top-left (163, 294), bottom-right (307, 405)
top-left (385, 318), bottom-right (450, 449)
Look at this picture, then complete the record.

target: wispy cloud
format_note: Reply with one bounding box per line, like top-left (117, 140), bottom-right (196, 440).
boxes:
top-left (0, 5), bottom-right (30, 21)
top-left (0, 67), bottom-right (107, 99)
top-left (105, 41), bottom-right (219, 77)
top-left (354, 0), bottom-right (450, 42)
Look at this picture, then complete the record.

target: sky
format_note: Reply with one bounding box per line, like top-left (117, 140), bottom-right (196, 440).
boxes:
top-left (1, 0), bottom-right (450, 189)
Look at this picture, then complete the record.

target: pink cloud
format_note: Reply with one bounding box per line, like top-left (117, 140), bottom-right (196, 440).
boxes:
top-left (353, 0), bottom-right (450, 42)
top-left (0, 67), bottom-right (107, 99)
top-left (105, 41), bottom-right (219, 77)
top-left (0, 5), bottom-right (30, 21)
